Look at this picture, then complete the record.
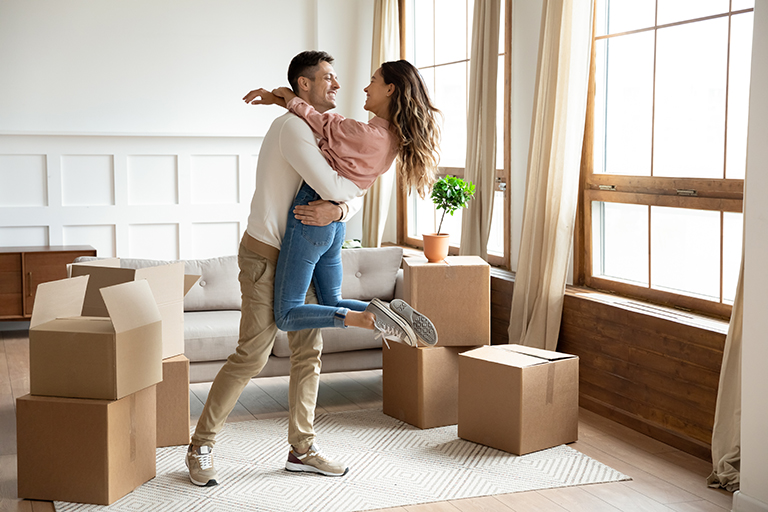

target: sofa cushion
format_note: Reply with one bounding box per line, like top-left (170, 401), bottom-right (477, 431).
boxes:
top-left (183, 256), bottom-right (241, 311)
top-left (74, 255), bottom-right (241, 312)
top-left (184, 310), bottom-right (241, 362)
top-left (340, 247), bottom-right (402, 301)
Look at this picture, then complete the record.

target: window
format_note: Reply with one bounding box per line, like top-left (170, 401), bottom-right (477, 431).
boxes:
top-left (400, 0), bottom-right (508, 267)
top-left (578, 0), bottom-right (753, 318)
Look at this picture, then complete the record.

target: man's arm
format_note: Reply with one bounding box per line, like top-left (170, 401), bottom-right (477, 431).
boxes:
top-left (294, 195), bottom-right (364, 226)
top-left (278, 116), bottom-right (365, 203)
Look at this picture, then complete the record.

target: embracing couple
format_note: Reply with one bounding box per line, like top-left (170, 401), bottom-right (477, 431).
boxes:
top-left (185, 50), bottom-right (442, 487)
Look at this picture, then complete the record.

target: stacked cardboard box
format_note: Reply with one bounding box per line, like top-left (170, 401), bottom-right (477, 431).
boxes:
top-left (458, 344), bottom-right (579, 455)
top-left (17, 275), bottom-right (163, 505)
top-left (70, 259), bottom-right (197, 448)
top-left (383, 256), bottom-right (490, 429)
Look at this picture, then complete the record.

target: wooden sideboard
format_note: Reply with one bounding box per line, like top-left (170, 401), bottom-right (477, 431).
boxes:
top-left (0, 245), bottom-right (97, 320)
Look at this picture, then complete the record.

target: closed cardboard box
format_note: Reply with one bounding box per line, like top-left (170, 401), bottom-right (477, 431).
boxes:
top-left (157, 354), bottom-right (191, 447)
top-left (70, 259), bottom-right (199, 359)
top-left (383, 341), bottom-right (474, 429)
top-left (29, 276), bottom-right (163, 400)
top-left (458, 344), bottom-right (579, 455)
top-left (16, 386), bottom-right (157, 505)
top-left (403, 256), bottom-right (490, 347)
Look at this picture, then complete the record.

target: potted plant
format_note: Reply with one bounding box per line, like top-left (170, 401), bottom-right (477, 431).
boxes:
top-left (423, 175), bottom-right (475, 262)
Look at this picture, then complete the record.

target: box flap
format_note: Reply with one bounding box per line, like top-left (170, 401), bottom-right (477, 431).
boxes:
top-left (134, 261), bottom-right (185, 304)
top-left (71, 265), bottom-right (139, 317)
top-left (500, 344), bottom-right (576, 362)
top-left (460, 345), bottom-right (547, 368)
top-left (30, 276), bottom-right (89, 329)
top-left (184, 274), bottom-right (201, 297)
top-left (72, 258), bottom-right (121, 269)
top-left (100, 280), bottom-right (162, 333)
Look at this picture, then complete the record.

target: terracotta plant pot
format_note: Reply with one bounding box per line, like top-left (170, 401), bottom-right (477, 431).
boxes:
top-left (422, 233), bottom-right (451, 263)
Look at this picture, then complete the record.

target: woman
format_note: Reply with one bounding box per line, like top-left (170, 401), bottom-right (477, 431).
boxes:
top-left (249, 60), bottom-right (441, 346)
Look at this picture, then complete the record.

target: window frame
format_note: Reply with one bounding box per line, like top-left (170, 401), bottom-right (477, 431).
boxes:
top-left (574, 3), bottom-right (751, 319)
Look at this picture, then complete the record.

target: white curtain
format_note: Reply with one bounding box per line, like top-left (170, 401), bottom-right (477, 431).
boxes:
top-left (362, 0), bottom-right (400, 247)
top-left (507, 0), bottom-right (593, 350)
top-left (459, 0), bottom-right (501, 260)
top-left (707, 254), bottom-right (743, 491)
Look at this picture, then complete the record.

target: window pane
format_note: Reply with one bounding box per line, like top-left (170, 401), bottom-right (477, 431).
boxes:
top-left (412, 0), bottom-right (434, 67)
top-left (722, 212), bottom-right (743, 304)
top-left (488, 190), bottom-right (504, 256)
top-left (657, 0), bottom-right (729, 25)
top-left (732, 0), bottom-right (755, 10)
top-left (434, 0), bottom-right (468, 64)
top-left (653, 18), bottom-right (728, 178)
top-left (726, 12), bottom-right (754, 179)
top-left (595, 0), bottom-right (656, 37)
top-left (595, 32), bottom-right (654, 175)
top-left (434, 62), bottom-right (468, 168)
top-left (496, 54), bottom-right (504, 170)
top-left (408, 188), bottom-right (437, 238)
top-left (592, 202), bottom-right (649, 285)
top-left (650, 207), bottom-right (720, 300)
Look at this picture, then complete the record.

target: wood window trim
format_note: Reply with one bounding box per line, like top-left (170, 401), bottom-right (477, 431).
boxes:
top-left (575, 1), bottom-right (749, 320)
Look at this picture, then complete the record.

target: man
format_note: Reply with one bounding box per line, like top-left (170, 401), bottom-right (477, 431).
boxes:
top-left (185, 51), bottom-right (413, 486)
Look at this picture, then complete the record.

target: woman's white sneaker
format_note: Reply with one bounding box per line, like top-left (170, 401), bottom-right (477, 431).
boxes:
top-left (366, 298), bottom-right (418, 347)
top-left (389, 299), bottom-right (438, 346)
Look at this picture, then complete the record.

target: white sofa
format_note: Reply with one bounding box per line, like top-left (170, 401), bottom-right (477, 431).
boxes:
top-left (76, 247), bottom-right (403, 383)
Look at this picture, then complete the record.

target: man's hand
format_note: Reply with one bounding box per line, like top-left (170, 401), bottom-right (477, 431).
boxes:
top-left (243, 88), bottom-right (287, 108)
top-left (293, 200), bottom-right (343, 226)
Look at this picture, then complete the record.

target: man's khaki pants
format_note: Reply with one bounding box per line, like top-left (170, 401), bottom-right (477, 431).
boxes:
top-left (191, 242), bottom-right (322, 452)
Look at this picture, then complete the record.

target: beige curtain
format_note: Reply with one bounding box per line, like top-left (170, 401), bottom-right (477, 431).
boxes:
top-left (459, 0), bottom-right (501, 259)
top-left (707, 256), bottom-right (743, 491)
top-left (362, 0), bottom-right (399, 247)
top-left (507, 0), bottom-right (593, 350)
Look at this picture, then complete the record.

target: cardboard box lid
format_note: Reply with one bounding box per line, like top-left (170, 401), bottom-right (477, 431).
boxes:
top-left (71, 260), bottom-right (198, 315)
top-left (405, 255), bottom-right (489, 268)
top-left (460, 344), bottom-right (576, 369)
top-left (30, 275), bottom-right (89, 329)
top-left (100, 280), bottom-right (162, 333)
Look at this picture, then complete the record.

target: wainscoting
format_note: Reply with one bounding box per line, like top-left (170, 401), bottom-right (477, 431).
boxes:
top-left (0, 134), bottom-right (261, 260)
top-left (490, 275), bottom-right (727, 462)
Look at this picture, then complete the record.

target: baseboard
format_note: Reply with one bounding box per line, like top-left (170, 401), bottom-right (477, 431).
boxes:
top-left (733, 491), bottom-right (768, 512)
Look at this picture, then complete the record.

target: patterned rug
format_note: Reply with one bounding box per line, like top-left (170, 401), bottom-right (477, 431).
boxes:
top-left (55, 408), bottom-right (630, 512)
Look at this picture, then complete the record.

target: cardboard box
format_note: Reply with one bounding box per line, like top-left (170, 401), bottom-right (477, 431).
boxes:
top-left (29, 276), bottom-right (163, 400)
top-left (458, 344), bottom-right (579, 455)
top-left (70, 259), bottom-right (199, 359)
top-left (403, 256), bottom-right (490, 346)
top-left (16, 385), bottom-right (157, 505)
top-left (156, 354), bottom-right (191, 447)
top-left (383, 341), bottom-right (474, 429)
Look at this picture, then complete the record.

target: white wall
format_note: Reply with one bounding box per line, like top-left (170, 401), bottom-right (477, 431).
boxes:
top-left (0, 0), bottom-right (374, 256)
top-left (736, 1), bottom-right (768, 510)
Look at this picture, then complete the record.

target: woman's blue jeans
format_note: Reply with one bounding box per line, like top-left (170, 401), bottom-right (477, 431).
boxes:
top-left (273, 182), bottom-right (368, 331)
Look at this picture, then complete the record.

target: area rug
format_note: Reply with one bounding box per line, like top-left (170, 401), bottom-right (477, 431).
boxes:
top-left (55, 408), bottom-right (630, 512)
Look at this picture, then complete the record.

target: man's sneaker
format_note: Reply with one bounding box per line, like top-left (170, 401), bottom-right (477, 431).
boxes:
top-left (389, 299), bottom-right (438, 346)
top-left (285, 444), bottom-right (349, 477)
top-left (185, 444), bottom-right (219, 487)
top-left (366, 298), bottom-right (418, 347)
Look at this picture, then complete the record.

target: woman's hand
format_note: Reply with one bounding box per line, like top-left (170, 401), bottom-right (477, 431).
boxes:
top-left (271, 87), bottom-right (297, 104)
top-left (242, 88), bottom-right (287, 108)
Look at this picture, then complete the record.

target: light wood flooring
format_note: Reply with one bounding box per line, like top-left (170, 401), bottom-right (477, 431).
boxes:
top-left (0, 329), bottom-right (734, 512)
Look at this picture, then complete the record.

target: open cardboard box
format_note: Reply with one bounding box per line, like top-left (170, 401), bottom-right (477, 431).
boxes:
top-left (70, 259), bottom-right (199, 359)
top-left (458, 344), bottom-right (579, 455)
top-left (29, 275), bottom-right (163, 400)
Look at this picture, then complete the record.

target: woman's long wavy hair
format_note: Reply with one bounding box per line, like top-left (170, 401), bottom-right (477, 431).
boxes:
top-left (380, 60), bottom-right (441, 198)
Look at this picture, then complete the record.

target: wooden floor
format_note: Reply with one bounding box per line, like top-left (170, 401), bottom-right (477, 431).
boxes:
top-left (0, 329), bottom-right (734, 512)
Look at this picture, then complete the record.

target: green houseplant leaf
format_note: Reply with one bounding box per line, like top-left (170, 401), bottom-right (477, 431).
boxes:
top-left (430, 175), bottom-right (475, 235)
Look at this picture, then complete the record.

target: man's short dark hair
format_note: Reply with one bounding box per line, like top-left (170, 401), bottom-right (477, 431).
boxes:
top-left (287, 51), bottom-right (335, 94)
